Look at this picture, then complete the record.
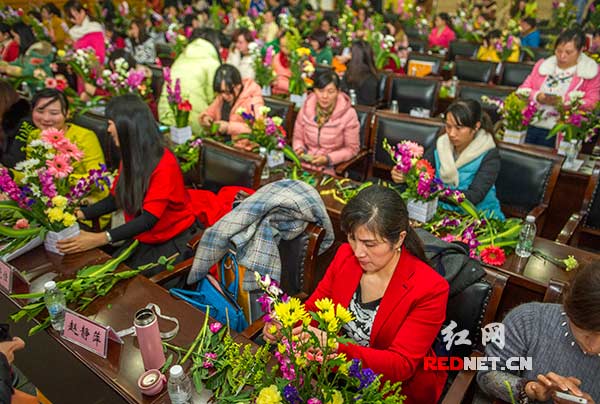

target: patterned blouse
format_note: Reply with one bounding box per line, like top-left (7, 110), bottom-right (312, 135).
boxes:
top-left (342, 284), bottom-right (382, 346)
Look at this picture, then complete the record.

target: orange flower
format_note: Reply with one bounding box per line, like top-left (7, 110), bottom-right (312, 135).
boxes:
top-left (415, 159), bottom-right (435, 179)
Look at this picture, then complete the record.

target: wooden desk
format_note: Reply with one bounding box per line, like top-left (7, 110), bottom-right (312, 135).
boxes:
top-left (483, 237), bottom-right (600, 319)
top-left (1, 247), bottom-right (207, 404)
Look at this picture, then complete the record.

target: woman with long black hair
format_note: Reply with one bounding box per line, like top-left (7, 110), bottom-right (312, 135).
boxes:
top-left (57, 94), bottom-right (201, 275)
top-left (342, 40), bottom-right (379, 106)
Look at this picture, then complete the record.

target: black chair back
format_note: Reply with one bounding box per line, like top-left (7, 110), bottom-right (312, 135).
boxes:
top-left (371, 112), bottom-right (443, 175)
top-left (355, 106), bottom-right (372, 148)
top-left (496, 145), bottom-right (556, 214)
top-left (264, 96), bottom-right (295, 138)
top-left (527, 47), bottom-right (552, 62)
top-left (499, 62), bottom-right (534, 87)
top-left (72, 112), bottom-right (121, 170)
top-left (388, 76), bottom-right (441, 115)
top-left (584, 177), bottom-right (600, 230)
top-left (197, 139), bottom-right (265, 193)
top-left (408, 37), bottom-right (428, 53)
top-left (454, 58), bottom-right (497, 83)
top-left (458, 83), bottom-right (514, 124)
top-left (377, 72), bottom-right (390, 105)
top-left (407, 52), bottom-right (446, 75)
top-left (449, 41), bottom-right (480, 61)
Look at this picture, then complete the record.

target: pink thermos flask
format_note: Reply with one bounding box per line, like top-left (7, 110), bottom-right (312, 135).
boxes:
top-left (134, 308), bottom-right (166, 370)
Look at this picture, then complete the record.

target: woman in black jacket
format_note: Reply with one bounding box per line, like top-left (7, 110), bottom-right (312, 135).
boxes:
top-left (0, 80), bottom-right (30, 168)
top-left (343, 40), bottom-right (379, 107)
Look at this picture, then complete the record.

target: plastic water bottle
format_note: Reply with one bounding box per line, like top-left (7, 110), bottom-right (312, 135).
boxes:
top-left (259, 147), bottom-right (270, 179)
top-left (390, 100), bottom-right (399, 113)
top-left (349, 89), bottom-right (357, 106)
top-left (44, 281), bottom-right (66, 332)
top-left (167, 365), bottom-right (192, 404)
top-left (515, 215), bottom-right (536, 258)
top-left (449, 76), bottom-right (458, 98)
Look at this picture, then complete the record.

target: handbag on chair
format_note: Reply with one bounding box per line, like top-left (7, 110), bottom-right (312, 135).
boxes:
top-left (169, 252), bottom-right (249, 332)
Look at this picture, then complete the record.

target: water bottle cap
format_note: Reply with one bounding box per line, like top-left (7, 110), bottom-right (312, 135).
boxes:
top-left (44, 281), bottom-right (57, 291)
top-left (169, 365), bottom-right (184, 377)
top-left (525, 215), bottom-right (535, 223)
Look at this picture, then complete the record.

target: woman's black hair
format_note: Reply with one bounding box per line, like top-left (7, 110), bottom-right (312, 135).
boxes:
top-left (0, 23), bottom-right (11, 35)
top-left (341, 185), bottom-right (430, 265)
top-left (310, 29), bottom-right (328, 50)
top-left (213, 64), bottom-right (243, 106)
top-left (485, 29), bottom-right (502, 42)
top-left (10, 22), bottom-right (36, 55)
top-left (129, 18), bottom-right (150, 45)
top-left (555, 28), bottom-right (586, 51)
top-left (521, 16), bottom-right (536, 28)
top-left (445, 99), bottom-right (493, 134)
top-left (105, 94), bottom-right (165, 216)
top-left (437, 12), bottom-right (453, 30)
top-left (564, 260), bottom-right (600, 332)
top-left (63, 0), bottom-right (86, 17)
top-left (28, 10), bottom-right (43, 22)
top-left (31, 88), bottom-right (69, 117)
top-left (345, 40), bottom-right (378, 86)
top-left (313, 70), bottom-right (340, 90)
top-left (42, 3), bottom-right (62, 17)
top-left (232, 28), bottom-right (253, 44)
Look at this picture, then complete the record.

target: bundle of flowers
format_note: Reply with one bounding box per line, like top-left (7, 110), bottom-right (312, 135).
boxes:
top-left (235, 16), bottom-right (257, 34)
top-left (368, 31), bottom-right (401, 70)
top-left (56, 47), bottom-right (101, 85)
top-left (451, 4), bottom-right (485, 43)
top-left (163, 67), bottom-right (192, 128)
top-left (0, 200), bottom-right (44, 259)
top-left (0, 126), bottom-right (111, 233)
top-left (551, 1), bottom-right (577, 30)
top-left (96, 58), bottom-right (151, 98)
top-left (237, 106), bottom-right (300, 166)
top-left (337, 6), bottom-right (357, 49)
top-left (401, 0), bottom-right (430, 38)
top-left (163, 23), bottom-right (188, 59)
top-left (251, 43), bottom-right (276, 88)
top-left (493, 32), bottom-right (530, 62)
top-left (383, 139), bottom-right (444, 202)
top-left (481, 89), bottom-right (540, 132)
top-left (287, 29), bottom-right (316, 96)
top-left (548, 93), bottom-right (600, 144)
top-left (252, 272), bottom-right (406, 403)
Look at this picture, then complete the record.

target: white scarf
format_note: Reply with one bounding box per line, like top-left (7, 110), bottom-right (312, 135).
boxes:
top-left (437, 129), bottom-right (496, 187)
top-left (69, 17), bottom-right (104, 41)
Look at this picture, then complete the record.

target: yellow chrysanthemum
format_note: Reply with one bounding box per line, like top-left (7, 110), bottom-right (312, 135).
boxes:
top-left (57, 49), bottom-right (66, 58)
top-left (51, 195), bottom-right (68, 208)
top-left (315, 298), bottom-right (335, 313)
top-left (327, 390), bottom-right (344, 404)
top-left (320, 307), bottom-right (336, 325)
top-left (273, 297), bottom-right (309, 328)
top-left (269, 324), bottom-right (278, 336)
top-left (327, 317), bottom-right (340, 333)
top-left (46, 207), bottom-right (64, 223)
top-left (277, 343), bottom-right (286, 354)
top-left (338, 361), bottom-right (350, 376)
top-left (62, 213), bottom-right (77, 227)
top-left (256, 385), bottom-right (282, 404)
top-left (335, 304), bottom-right (354, 324)
top-left (296, 47), bottom-right (311, 57)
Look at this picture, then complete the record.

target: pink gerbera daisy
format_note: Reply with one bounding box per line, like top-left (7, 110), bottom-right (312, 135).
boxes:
top-left (41, 128), bottom-right (65, 146)
top-left (403, 140), bottom-right (424, 159)
top-left (46, 155), bottom-right (73, 179)
top-left (55, 139), bottom-right (84, 161)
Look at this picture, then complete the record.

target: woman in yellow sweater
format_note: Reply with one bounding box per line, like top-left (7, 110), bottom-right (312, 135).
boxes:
top-left (477, 29), bottom-right (520, 63)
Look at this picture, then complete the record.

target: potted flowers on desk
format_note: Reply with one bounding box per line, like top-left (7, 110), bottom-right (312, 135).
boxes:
top-left (383, 139), bottom-right (443, 222)
top-left (481, 89), bottom-right (539, 144)
top-left (163, 67), bottom-right (193, 144)
top-left (251, 43), bottom-right (276, 96)
top-left (237, 106), bottom-right (301, 168)
top-left (0, 126), bottom-right (111, 255)
top-left (287, 29), bottom-right (315, 108)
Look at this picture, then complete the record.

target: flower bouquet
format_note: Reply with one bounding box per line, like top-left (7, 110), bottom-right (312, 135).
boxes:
top-left (252, 272), bottom-right (406, 403)
top-left (250, 43), bottom-right (276, 94)
top-left (368, 31), bottom-right (401, 70)
top-left (337, 6), bottom-right (357, 49)
top-left (383, 139), bottom-right (444, 222)
top-left (56, 47), bottom-right (101, 86)
top-left (96, 58), bottom-right (151, 98)
top-left (481, 89), bottom-right (540, 144)
top-left (237, 106), bottom-right (300, 167)
top-left (0, 126), bottom-right (111, 255)
top-left (162, 67), bottom-right (193, 143)
top-left (287, 29), bottom-right (315, 105)
top-left (550, 1), bottom-right (577, 30)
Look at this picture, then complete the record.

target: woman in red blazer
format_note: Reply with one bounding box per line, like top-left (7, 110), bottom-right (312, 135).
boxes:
top-left (265, 185), bottom-right (449, 403)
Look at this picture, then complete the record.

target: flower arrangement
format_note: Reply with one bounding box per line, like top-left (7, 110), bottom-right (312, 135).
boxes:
top-left (287, 29), bottom-right (316, 96)
top-left (0, 126), bottom-right (111, 233)
top-left (382, 139), bottom-right (444, 202)
top-left (56, 47), bottom-right (101, 85)
top-left (482, 89), bottom-right (540, 132)
top-left (235, 16), bottom-right (257, 33)
top-left (251, 44), bottom-right (276, 88)
top-left (253, 273), bottom-right (406, 403)
top-left (401, 0), bottom-right (430, 38)
top-left (423, 194), bottom-right (522, 264)
top-left (547, 94), bottom-right (600, 143)
top-left (163, 67), bottom-right (192, 128)
top-left (550, 1), bottom-right (577, 30)
top-left (96, 58), bottom-right (151, 98)
top-left (337, 6), bottom-right (357, 49)
top-left (237, 106), bottom-right (300, 166)
top-left (368, 31), bottom-right (401, 70)
top-left (494, 32), bottom-right (521, 62)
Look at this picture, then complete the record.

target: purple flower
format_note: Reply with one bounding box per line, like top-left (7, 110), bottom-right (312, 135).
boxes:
top-left (38, 169), bottom-right (58, 200)
top-left (307, 399), bottom-right (322, 404)
top-left (126, 69), bottom-right (146, 89)
top-left (348, 359), bottom-right (378, 389)
top-left (190, 138), bottom-right (203, 148)
top-left (522, 102), bottom-right (539, 127)
top-left (257, 294), bottom-right (273, 313)
top-left (209, 322), bottom-right (222, 333)
top-left (283, 386), bottom-right (302, 404)
top-left (241, 111), bottom-right (254, 121)
top-left (568, 113), bottom-right (584, 127)
top-left (506, 35), bottom-right (513, 49)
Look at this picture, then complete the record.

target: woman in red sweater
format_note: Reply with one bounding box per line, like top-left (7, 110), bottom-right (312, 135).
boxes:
top-left (264, 185), bottom-right (449, 403)
top-left (57, 94), bottom-right (201, 276)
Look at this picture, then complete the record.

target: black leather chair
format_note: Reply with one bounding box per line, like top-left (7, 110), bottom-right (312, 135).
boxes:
top-left (387, 75), bottom-right (441, 115)
top-left (457, 83), bottom-right (515, 124)
top-left (527, 47), bottom-right (552, 62)
top-left (72, 112), bottom-right (121, 170)
top-left (499, 61), bottom-right (534, 87)
top-left (496, 142), bottom-right (564, 230)
top-left (407, 52), bottom-right (446, 76)
top-left (408, 37), bottom-right (428, 53)
top-left (557, 165), bottom-right (600, 250)
top-left (263, 96), bottom-right (295, 140)
top-left (454, 58), bottom-right (497, 83)
top-left (368, 112), bottom-right (443, 179)
top-left (335, 105), bottom-right (375, 180)
top-left (148, 64), bottom-right (165, 100)
top-left (185, 138), bottom-right (265, 192)
top-left (448, 41), bottom-right (480, 61)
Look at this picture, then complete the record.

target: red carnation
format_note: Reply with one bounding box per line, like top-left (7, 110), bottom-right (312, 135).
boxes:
top-left (177, 100), bottom-right (192, 112)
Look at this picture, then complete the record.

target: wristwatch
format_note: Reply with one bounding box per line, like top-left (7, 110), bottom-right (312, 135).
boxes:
top-left (105, 231), bottom-right (113, 245)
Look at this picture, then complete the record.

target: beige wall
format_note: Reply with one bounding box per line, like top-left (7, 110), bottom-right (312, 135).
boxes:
top-left (437, 0), bottom-right (553, 19)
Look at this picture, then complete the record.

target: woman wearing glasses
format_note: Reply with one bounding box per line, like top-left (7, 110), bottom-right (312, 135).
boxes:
top-left (391, 99), bottom-right (504, 219)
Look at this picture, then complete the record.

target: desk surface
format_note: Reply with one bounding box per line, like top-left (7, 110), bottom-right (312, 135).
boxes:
top-left (3, 246), bottom-right (208, 404)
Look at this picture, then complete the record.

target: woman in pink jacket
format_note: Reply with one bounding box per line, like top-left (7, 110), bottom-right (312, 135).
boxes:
top-left (199, 64), bottom-right (264, 140)
top-left (293, 71), bottom-right (360, 174)
top-left (271, 33), bottom-right (292, 96)
top-left (519, 29), bottom-right (600, 147)
top-left (428, 13), bottom-right (456, 49)
top-left (63, 0), bottom-right (105, 64)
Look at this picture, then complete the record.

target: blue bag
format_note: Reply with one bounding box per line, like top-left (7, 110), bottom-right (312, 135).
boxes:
top-left (170, 252), bottom-right (249, 332)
